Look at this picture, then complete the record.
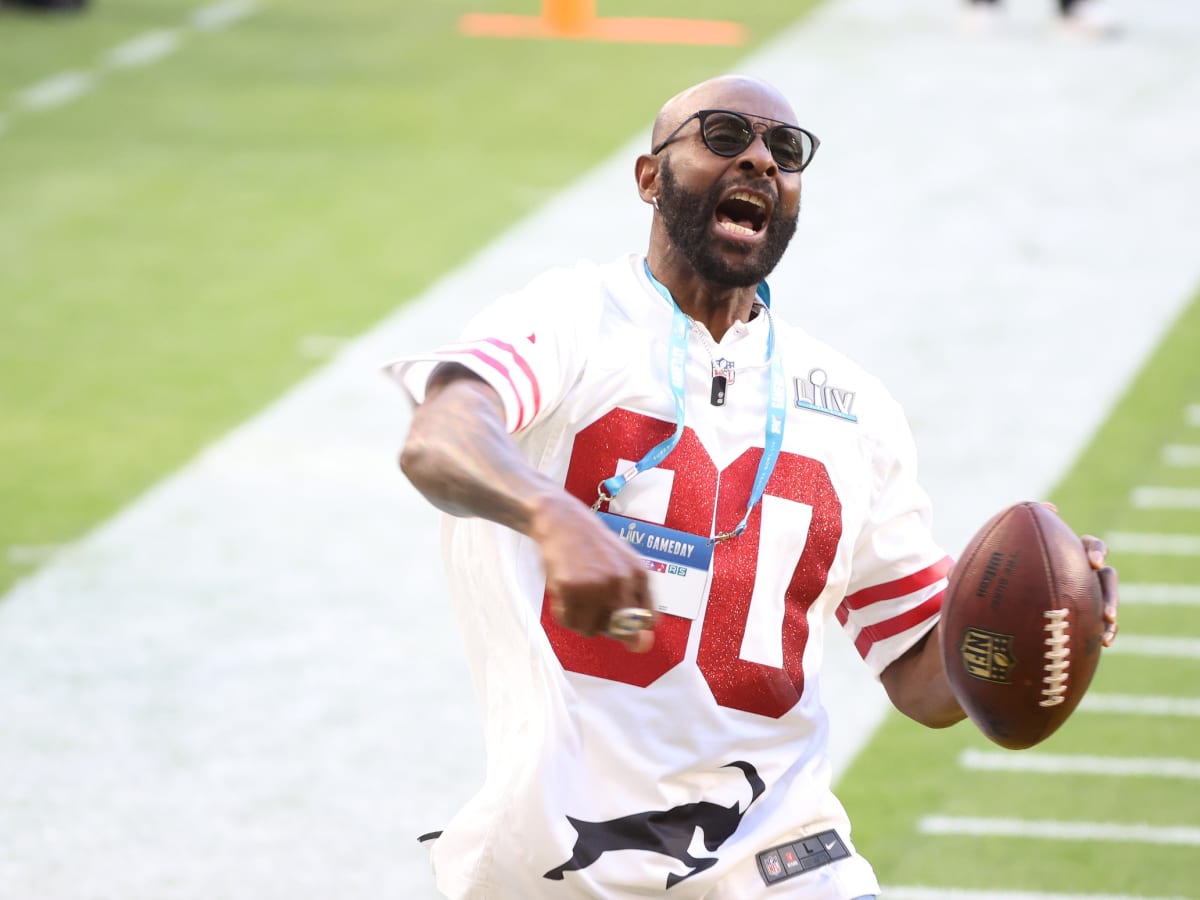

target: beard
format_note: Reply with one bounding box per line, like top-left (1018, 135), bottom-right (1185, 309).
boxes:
top-left (656, 159), bottom-right (798, 288)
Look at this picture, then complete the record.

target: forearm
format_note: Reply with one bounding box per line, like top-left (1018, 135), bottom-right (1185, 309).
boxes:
top-left (879, 621), bottom-right (966, 729)
top-left (400, 367), bottom-right (561, 536)
top-left (399, 365), bottom-right (655, 649)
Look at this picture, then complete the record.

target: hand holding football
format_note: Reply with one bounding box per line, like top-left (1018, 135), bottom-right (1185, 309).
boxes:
top-left (940, 502), bottom-right (1106, 750)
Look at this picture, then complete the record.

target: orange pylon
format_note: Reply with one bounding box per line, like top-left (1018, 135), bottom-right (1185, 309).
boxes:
top-left (542, 0), bottom-right (594, 33)
top-left (459, 0), bottom-right (745, 46)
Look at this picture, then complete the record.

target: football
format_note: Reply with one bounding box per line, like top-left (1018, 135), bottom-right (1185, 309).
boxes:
top-left (940, 502), bottom-right (1105, 750)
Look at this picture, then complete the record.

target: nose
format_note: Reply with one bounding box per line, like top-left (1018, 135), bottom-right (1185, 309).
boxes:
top-left (736, 130), bottom-right (777, 177)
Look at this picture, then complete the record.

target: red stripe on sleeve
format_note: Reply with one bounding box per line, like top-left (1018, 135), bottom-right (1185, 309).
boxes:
top-left (853, 590), bottom-right (944, 659)
top-left (482, 338), bottom-right (541, 427)
top-left (842, 555), bottom-right (952, 611)
top-left (436, 347), bottom-right (527, 429)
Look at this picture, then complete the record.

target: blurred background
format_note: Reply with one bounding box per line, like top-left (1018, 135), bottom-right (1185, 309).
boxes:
top-left (1, 1), bottom-right (1198, 897)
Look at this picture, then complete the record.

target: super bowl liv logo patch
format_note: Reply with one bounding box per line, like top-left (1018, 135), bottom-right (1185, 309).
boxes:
top-left (794, 368), bottom-right (857, 422)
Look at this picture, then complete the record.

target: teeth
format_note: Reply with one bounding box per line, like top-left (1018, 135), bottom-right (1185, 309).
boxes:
top-left (729, 190), bottom-right (766, 209)
top-left (720, 221), bottom-right (756, 236)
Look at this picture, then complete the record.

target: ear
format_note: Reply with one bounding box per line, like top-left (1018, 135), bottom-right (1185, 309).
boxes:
top-left (634, 154), bottom-right (660, 206)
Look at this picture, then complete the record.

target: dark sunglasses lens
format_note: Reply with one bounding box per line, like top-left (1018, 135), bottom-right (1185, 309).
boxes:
top-left (701, 113), bottom-right (813, 171)
top-left (700, 112), bottom-right (755, 157)
top-left (767, 127), bottom-right (810, 171)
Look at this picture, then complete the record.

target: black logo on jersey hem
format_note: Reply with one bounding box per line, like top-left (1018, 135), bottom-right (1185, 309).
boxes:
top-left (757, 829), bottom-right (849, 885)
top-left (543, 760), bottom-right (764, 889)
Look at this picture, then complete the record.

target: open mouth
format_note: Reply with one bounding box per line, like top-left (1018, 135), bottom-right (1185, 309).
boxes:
top-left (715, 189), bottom-right (770, 238)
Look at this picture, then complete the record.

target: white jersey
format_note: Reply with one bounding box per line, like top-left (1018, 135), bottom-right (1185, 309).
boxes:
top-left (387, 254), bottom-right (949, 899)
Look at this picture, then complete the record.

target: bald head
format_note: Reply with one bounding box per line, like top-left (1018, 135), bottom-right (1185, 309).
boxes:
top-left (650, 75), bottom-right (798, 151)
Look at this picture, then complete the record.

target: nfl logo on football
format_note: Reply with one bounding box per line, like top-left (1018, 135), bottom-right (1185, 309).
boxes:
top-left (959, 627), bottom-right (1016, 683)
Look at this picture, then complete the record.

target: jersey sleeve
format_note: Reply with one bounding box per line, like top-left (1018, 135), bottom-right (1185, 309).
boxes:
top-left (382, 263), bottom-right (600, 434)
top-left (837, 393), bottom-right (952, 677)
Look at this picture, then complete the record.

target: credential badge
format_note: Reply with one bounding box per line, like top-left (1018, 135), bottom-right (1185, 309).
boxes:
top-left (794, 368), bottom-right (857, 422)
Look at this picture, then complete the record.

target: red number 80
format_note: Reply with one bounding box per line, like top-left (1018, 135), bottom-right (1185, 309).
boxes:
top-left (540, 408), bottom-right (842, 720)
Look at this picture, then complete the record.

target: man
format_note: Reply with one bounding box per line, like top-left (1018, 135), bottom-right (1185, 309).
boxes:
top-left (962, 0), bottom-right (1120, 37)
top-left (388, 75), bottom-right (1118, 898)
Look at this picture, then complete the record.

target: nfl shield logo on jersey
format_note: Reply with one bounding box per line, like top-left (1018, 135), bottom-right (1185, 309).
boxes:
top-left (763, 851), bottom-right (784, 877)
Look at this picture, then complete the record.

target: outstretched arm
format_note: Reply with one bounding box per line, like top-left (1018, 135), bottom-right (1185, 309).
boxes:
top-left (880, 535), bottom-right (1119, 729)
top-left (400, 363), bottom-right (656, 651)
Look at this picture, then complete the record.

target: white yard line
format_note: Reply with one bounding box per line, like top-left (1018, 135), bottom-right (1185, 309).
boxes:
top-left (1120, 583), bottom-right (1200, 605)
top-left (103, 29), bottom-right (182, 70)
top-left (190, 0), bottom-right (257, 31)
top-left (1080, 693), bottom-right (1200, 718)
top-left (2, 1), bottom-right (257, 129)
top-left (1131, 486), bottom-right (1200, 509)
top-left (1187, 405), bottom-right (1200, 427)
top-left (1164, 444), bottom-right (1200, 467)
top-left (5, 545), bottom-right (64, 566)
top-left (1107, 532), bottom-right (1200, 556)
top-left (918, 816), bottom-right (1200, 846)
top-left (887, 888), bottom-right (1189, 900)
top-left (2, 1), bottom-right (1199, 898)
top-left (960, 749), bottom-right (1200, 780)
top-left (1106, 635), bottom-right (1200, 659)
top-left (14, 70), bottom-right (96, 112)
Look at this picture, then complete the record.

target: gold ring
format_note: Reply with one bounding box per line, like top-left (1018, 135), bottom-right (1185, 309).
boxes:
top-left (605, 607), bottom-right (654, 639)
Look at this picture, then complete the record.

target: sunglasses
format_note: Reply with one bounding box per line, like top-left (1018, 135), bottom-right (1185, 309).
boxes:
top-left (651, 109), bottom-right (819, 173)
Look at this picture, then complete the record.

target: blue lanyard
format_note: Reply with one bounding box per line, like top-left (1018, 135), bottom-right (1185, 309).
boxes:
top-left (592, 261), bottom-right (786, 544)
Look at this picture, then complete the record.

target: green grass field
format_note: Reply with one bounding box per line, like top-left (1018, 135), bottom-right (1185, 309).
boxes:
top-left (3, 2), bottom-right (1198, 897)
top-left (841, 287), bottom-right (1200, 897)
top-left (0, 0), bottom-right (819, 594)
